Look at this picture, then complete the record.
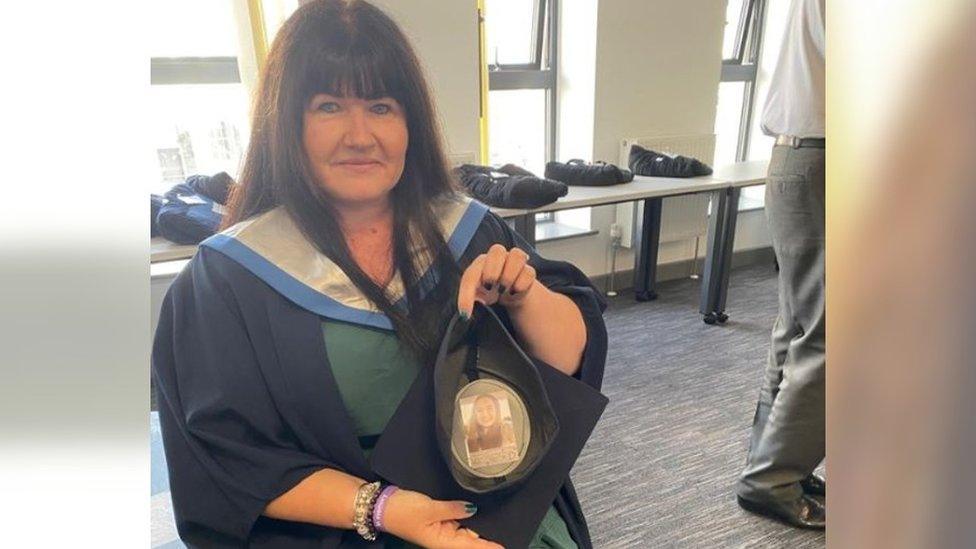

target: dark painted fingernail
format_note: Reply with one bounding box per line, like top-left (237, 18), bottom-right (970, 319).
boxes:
top-left (509, 287), bottom-right (518, 295)
top-left (483, 282), bottom-right (493, 291)
top-left (497, 284), bottom-right (507, 295)
top-left (465, 503), bottom-right (478, 514)
top-left (459, 310), bottom-right (470, 321)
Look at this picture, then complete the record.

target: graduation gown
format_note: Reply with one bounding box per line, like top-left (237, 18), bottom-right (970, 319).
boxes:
top-left (152, 194), bottom-right (608, 548)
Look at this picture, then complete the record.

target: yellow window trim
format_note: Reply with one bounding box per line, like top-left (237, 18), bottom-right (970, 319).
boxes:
top-left (477, 0), bottom-right (489, 164)
top-left (247, 0), bottom-right (269, 69)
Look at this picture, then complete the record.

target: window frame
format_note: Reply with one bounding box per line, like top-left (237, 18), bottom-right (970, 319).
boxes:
top-left (718, 0), bottom-right (769, 212)
top-left (720, 0), bottom-right (768, 164)
top-left (487, 0), bottom-right (548, 71)
top-left (150, 57), bottom-right (241, 85)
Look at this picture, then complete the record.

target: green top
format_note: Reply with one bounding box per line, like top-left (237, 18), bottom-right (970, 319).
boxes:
top-left (323, 319), bottom-right (577, 549)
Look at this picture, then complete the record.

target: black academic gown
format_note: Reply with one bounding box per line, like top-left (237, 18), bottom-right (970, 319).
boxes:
top-left (152, 198), bottom-right (608, 548)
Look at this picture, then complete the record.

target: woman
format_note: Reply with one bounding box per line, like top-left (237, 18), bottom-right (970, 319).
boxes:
top-left (152, 1), bottom-right (607, 547)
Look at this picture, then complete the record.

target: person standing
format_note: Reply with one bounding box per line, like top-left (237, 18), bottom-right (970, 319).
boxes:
top-left (736, 0), bottom-right (826, 530)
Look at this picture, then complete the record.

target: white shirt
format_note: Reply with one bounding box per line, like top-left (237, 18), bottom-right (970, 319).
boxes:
top-left (760, 0), bottom-right (825, 139)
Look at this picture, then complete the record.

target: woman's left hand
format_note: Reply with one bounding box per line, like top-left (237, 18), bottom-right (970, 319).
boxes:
top-left (457, 244), bottom-right (539, 318)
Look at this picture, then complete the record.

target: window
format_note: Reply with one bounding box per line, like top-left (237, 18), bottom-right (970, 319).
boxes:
top-left (486, 0), bottom-right (572, 234)
top-left (715, 0), bottom-right (768, 210)
top-left (149, 0), bottom-right (251, 195)
top-left (485, 0), bottom-right (556, 177)
top-left (149, 1), bottom-right (297, 196)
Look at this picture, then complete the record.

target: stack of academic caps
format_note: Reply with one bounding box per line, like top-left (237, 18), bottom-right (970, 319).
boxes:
top-left (628, 144), bottom-right (713, 177)
top-left (154, 172), bottom-right (237, 245)
top-left (454, 164), bottom-right (568, 209)
top-left (544, 159), bottom-right (633, 186)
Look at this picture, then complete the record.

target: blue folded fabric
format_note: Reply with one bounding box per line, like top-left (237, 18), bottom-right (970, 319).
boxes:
top-left (156, 183), bottom-right (225, 245)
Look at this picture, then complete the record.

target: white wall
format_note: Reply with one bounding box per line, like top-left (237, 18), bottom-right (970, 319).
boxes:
top-left (539, 0), bottom-right (771, 278)
top-left (370, 0), bottom-right (481, 161)
top-left (591, 0), bottom-right (724, 164)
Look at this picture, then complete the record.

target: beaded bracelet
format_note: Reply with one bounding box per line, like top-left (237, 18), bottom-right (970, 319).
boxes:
top-left (352, 481), bottom-right (382, 541)
top-left (372, 485), bottom-right (399, 533)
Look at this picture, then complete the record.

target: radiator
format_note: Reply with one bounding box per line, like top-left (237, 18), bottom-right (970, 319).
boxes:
top-left (616, 134), bottom-right (716, 248)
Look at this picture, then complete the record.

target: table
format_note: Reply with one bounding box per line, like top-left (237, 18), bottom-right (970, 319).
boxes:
top-left (497, 161), bottom-right (767, 323)
top-left (150, 160), bottom-right (768, 324)
top-left (697, 161), bottom-right (768, 324)
top-left (151, 238), bottom-right (198, 264)
top-left (492, 173), bottom-right (729, 301)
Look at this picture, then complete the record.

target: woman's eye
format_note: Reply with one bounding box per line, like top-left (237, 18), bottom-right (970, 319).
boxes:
top-left (317, 101), bottom-right (340, 113)
top-left (370, 103), bottom-right (392, 115)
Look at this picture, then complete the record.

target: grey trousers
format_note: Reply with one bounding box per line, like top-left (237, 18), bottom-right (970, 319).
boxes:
top-left (737, 144), bottom-right (825, 503)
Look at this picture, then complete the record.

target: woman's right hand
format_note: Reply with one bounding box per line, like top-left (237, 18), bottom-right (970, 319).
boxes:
top-left (381, 489), bottom-right (503, 549)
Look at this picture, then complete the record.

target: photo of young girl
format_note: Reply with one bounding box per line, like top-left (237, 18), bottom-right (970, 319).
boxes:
top-left (460, 391), bottom-right (520, 469)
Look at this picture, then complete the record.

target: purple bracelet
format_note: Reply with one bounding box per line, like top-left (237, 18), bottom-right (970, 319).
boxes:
top-left (372, 485), bottom-right (399, 533)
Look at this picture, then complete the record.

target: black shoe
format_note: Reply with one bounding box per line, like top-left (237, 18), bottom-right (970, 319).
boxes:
top-left (628, 144), bottom-right (712, 178)
top-left (801, 473), bottom-right (826, 496)
top-left (737, 494), bottom-right (826, 530)
top-left (544, 159), bottom-right (633, 186)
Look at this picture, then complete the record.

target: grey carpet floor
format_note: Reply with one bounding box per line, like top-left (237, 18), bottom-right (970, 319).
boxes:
top-left (572, 262), bottom-right (825, 548)
top-left (150, 262), bottom-right (826, 548)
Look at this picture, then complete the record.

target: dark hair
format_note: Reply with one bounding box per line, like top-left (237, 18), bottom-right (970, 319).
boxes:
top-left (224, 0), bottom-right (461, 360)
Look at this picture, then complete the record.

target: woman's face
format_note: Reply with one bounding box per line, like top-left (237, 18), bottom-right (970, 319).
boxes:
top-left (302, 93), bottom-right (409, 207)
top-left (474, 396), bottom-right (498, 428)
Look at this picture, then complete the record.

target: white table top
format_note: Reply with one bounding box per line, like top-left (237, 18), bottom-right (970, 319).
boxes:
top-left (492, 173), bottom-right (730, 217)
top-left (151, 237), bottom-right (198, 264)
top-left (712, 160), bottom-right (768, 188)
top-left (150, 160), bottom-right (769, 264)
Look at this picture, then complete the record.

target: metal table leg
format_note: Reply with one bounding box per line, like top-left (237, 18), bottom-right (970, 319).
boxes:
top-left (511, 213), bottom-right (537, 247)
top-left (700, 189), bottom-right (729, 323)
top-left (714, 187), bottom-right (741, 320)
top-left (633, 197), bottom-right (662, 301)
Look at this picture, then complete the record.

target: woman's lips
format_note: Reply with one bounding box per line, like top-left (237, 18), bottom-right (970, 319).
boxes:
top-left (334, 160), bottom-right (382, 172)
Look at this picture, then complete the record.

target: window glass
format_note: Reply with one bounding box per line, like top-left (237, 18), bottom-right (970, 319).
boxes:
top-left (722, 0), bottom-right (746, 60)
top-left (150, 84), bottom-right (250, 194)
top-left (261, 0), bottom-right (301, 46)
top-left (714, 81), bottom-right (746, 168)
top-left (149, 0), bottom-right (239, 58)
top-left (488, 89), bottom-right (547, 177)
top-left (485, 0), bottom-right (539, 65)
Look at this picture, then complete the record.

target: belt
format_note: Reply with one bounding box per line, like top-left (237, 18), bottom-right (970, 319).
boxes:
top-left (775, 135), bottom-right (825, 148)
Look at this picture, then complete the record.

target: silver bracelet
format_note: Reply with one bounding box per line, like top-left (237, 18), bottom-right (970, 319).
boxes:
top-left (352, 481), bottom-right (382, 541)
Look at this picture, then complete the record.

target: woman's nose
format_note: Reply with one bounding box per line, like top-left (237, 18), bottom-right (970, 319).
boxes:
top-left (341, 109), bottom-right (376, 149)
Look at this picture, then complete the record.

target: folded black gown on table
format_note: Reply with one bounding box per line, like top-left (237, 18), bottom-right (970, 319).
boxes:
top-left (544, 159), bottom-right (633, 186)
top-left (151, 194), bottom-right (165, 237)
top-left (455, 164), bottom-right (567, 209)
top-left (156, 182), bottom-right (226, 245)
top-left (372, 302), bottom-right (608, 549)
top-left (186, 171), bottom-right (236, 205)
top-left (628, 144), bottom-right (713, 177)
